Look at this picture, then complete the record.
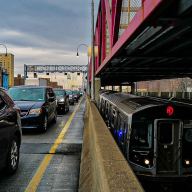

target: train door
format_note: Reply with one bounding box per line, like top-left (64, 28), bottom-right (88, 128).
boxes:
top-left (155, 119), bottom-right (182, 175)
top-left (111, 108), bottom-right (117, 136)
top-left (116, 114), bottom-right (128, 154)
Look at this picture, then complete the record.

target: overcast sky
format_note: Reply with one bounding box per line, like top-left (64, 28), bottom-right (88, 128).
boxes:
top-left (0, 0), bottom-right (100, 75)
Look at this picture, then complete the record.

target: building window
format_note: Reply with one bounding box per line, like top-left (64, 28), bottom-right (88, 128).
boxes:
top-left (34, 73), bottom-right (37, 78)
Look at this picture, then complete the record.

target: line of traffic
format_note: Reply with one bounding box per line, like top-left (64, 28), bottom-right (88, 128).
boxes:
top-left (24, 97), bottom-right (83, 192)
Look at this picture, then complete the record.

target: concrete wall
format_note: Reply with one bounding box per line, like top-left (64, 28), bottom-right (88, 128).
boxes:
top-left (79, 98), bottom-right (144, 192)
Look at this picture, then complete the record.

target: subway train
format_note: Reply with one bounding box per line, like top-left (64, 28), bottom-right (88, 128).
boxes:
top-left (99, 91), bottom-right (192, 184)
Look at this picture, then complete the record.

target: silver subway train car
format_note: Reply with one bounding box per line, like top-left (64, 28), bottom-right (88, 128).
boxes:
top-left (99, 92), bottom-right (192, 183)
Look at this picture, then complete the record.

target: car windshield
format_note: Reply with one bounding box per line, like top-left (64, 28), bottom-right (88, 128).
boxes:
top-left (66, 90), bottom-right (72, 95)
top-left (8, 87), bottom-right (45, 101)
top-left (73, 91), bottom-right (79, 94)
top-left (54, 90), bottom-right (64, 97)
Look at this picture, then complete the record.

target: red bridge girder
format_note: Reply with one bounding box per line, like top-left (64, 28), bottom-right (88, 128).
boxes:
top-left (92, 0), bottom-right (165, 76)
top-left (90, 0), bottom-right (192, 86)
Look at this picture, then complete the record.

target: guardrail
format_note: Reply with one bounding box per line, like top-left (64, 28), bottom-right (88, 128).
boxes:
top-left (79, 97), bottom-right (143, 192)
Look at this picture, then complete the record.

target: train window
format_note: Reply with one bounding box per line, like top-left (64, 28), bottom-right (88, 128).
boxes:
top-left (100, 98), bottom-right (103, 109)
top-left (105, 102), bottom-right (108, 118)
top-left (158, 122), bottom-right (173, 144)
top-left (182, 122), bottom-right (192, 167)
top-left (184, 129), bottom-right (192, 143)
top-left (130, 122), bottom-right (153, 149)
top-left (111, 109), bottom-right (116, 128)
top-left (183, 122), bottom-right (192, 143)
top-left (101, 99), bottom-right (104, 112)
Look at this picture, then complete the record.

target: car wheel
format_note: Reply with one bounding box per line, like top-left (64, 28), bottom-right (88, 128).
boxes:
top-left (63, 105), bottom-right (66, 114)
top-left (42, 115), bottom-right (48, 132)
top-left (67, 103), bottom-right (70, 112)
top-left (6, 136), bottom-right (20, 175)
top-left (53, 110), bottom-right (57, 123)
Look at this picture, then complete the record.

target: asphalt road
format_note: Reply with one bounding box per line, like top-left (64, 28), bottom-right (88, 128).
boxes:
top-left (0, 98), bottom-right (85, 192)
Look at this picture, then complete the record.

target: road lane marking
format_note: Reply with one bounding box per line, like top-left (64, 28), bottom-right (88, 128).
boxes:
top-left (25, 98), bottom-right (83, 192)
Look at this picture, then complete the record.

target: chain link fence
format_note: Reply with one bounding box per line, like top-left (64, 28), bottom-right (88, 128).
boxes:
top-left (119, 0), bottom-right (142, 37)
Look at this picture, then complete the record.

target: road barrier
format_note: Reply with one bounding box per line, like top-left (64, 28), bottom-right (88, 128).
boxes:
top-left (79, 98), bottom-right (143, 192)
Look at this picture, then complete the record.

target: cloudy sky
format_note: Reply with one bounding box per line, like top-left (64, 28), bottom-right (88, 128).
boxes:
top-left (0, 0), bottom-right (100, 75)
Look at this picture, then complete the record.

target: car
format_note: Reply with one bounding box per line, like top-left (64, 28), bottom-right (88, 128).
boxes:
top-left (8, 86), bottom-right (57, 132)
top-left (0, 87), bottom-right (22, 174)
top-left (72, 90), bottom-right (80, 102)
top-left (80, 91), bottom-right (84, 96)
top-left (53, 88), bottom-right (69, 114)
top-left (66, 90), bottom-right (75, 105)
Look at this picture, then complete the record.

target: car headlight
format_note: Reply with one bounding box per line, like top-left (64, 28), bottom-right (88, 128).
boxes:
top-left (59, 98), bottom-right (65, 102)
top-left (29, 108), bottom-right (42, 115)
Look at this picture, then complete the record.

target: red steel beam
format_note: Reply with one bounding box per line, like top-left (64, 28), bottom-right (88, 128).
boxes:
top-left (111, 0), bottom-right (123, 46)
top-left (101, 0), bottom-right (106, 62)
top-left (104, 0), bottom-right (112, 49)
top-left (95, 0), bottom-right (165, 76)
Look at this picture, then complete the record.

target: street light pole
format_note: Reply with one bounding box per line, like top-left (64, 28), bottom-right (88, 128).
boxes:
top-left (91, 0), bottom-right (95, 100)
top-left (76, 43), bottom-right (90, 95)
top-left (76, 44), bottom-right (88, 56)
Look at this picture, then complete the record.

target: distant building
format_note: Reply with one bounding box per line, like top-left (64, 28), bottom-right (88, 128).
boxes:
top-left (14, 74), bottom-right (25, 86)
top-left (27, 72), bottom-right (84, 90)
top-left (0, 63), bottom-right (2, 86)
top-left (0, 53), bottom-right (14, 87)
top-left (137, 78), bottom-right (192, 92)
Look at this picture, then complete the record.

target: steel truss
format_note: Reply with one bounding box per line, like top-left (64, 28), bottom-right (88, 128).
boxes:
top-left (24, 64), bottom-right (87, 78)
top-left (92, 0), bottom-right (192, 85)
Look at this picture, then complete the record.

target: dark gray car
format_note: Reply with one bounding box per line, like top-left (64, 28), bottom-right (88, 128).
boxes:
top-left (66, 90), bottom-right (75, 105)
top-left (8, 86), bottom-right (57, 132)
top-left (54, 89), bottom-right (69, 114)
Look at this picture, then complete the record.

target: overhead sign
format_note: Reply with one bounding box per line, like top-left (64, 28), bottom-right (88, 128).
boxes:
top-left (25, 65), bottom-right (87, 73)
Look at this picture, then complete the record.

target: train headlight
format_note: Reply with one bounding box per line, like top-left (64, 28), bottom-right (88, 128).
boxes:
top-left (144, 159), bottom-right (150, 165)
top-left (185, 160), bottom-right (190, 165)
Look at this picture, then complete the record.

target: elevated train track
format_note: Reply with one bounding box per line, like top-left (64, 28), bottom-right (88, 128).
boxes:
top-left (92, 0), bottom-right (192, 86)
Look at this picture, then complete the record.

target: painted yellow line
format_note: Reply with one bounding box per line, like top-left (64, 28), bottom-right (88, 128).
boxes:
top-left (25, 99), bottom-right (83, 192)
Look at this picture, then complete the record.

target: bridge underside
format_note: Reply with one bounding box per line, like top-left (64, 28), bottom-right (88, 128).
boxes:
top-left (95, 0), bottom-right (192, 86)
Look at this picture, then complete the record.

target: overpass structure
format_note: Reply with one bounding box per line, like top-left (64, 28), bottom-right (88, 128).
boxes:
top-left (90, 0), bottom-right (192, 86)
top-left (24, 64), bottom-right (87, 79)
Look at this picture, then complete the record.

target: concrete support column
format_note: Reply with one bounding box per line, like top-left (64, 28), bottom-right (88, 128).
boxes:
top-left (112, 86), bottom-right (115, 91)
top-left (119, 86), bottom-right (122, 92)
top-left (95, 77), bottom-right (101, 106)
top-left (130, 82), bottom-right (136, 94)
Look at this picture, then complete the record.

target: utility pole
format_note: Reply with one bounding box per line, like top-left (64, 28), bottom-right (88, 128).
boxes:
top-left (76, 44), bottom-right (90, 95)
